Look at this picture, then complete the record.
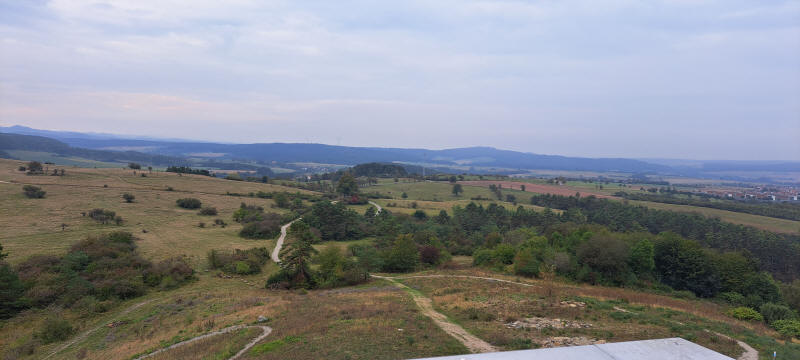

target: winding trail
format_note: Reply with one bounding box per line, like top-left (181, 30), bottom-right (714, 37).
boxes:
top-left (372, 275), bottom-right (497, 354)
top-left (368, 200), bottom-right (382, 214)
top-left (133, 325), bottom-right (272, 360)
top-left (706, 330), bottom-right (758, 360)
top-left (271, 218), bottom-right (300, 263)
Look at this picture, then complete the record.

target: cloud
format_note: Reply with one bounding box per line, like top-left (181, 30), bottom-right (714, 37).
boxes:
top-left (0, 0), bottom-right (798, 160)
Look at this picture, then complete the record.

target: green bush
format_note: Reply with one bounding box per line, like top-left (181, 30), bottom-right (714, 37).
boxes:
top-left (37, 317), bottom-right (74, 343)
top-left (727, 307), bottom-right (763, 322)
top-left (772, 319), bottom-right (800, 338)
top-left (760, 303), bottom-right (797, 325)
top-left (22, 185), bottom-right (46, 198)
top-left (176, 198), bottom-right (202, 209)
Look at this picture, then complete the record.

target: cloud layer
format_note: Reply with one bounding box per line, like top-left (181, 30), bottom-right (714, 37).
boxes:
top-left (1, 0), bottom-right (799, 160)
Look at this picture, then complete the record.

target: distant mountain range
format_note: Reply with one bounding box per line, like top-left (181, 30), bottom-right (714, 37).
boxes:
top-left (1, 125), bottom-right (799, 181)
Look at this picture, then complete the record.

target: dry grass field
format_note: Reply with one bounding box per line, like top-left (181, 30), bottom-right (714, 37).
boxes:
top-left (0, 158), bottom-right (313, 265)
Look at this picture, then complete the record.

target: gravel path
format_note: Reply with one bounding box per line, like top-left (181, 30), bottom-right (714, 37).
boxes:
top-left (372, 275), bottom-right (497, 354)
top-left (368, 200), bottom-right (382, 214)
top-left (271, 218), bottom-right (300, 263)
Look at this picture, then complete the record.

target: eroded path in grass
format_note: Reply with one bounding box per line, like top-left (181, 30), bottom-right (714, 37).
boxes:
top-left (43, 299), bottom-right (155, 360)
top-left (134, 325), bottom-right (272, 360)
top-left (372, 275), bottom-right (497, 354)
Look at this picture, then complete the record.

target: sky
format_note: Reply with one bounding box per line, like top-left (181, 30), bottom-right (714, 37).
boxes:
top-left (1, 1), bottom-right (799, 160)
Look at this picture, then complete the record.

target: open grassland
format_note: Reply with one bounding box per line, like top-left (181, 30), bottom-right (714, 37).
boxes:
top-left (0, 159), bottom-right (312, 265)
top-left (1, 274), bottom-right (467, 360)
top-left (628, 200), bottom-right (800, 234)
top-left (456, 178), bottom-right (799, 234)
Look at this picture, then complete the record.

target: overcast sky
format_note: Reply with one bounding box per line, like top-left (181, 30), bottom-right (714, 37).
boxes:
top-left (1, 1), bottom-right (799, 160)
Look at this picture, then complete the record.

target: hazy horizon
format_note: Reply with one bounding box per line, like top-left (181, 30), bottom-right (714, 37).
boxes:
top-left (2, 1), bottom-right (799, 161)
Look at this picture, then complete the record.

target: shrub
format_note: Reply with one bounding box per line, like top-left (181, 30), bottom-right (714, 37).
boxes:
top-left (143, 257), bottom-right (195, 288)
top-left (760, 303), bottom-right (796, 325)
top-left (772, 319), bottom-right (800, 338)
top-left (88, 208), bottom-right (116, 224)
top-left (198, 207), bottom-right (218, 216)
top-left (207, 248), bottom-right (269, 275)
top-left (122, 193), bottom-right (135, 203)
top-left (380, 235), bottom-right (419, 273)
top-left (239, 214), bottom-right (282, 239)
top-left (472, 249), bottom-right (493, 266)
top-left (514, 248), bottom-right (541, 278)
top-left (419, 245), bottom-right (441, 265)
top-left (37, 317), bottom-right (74, 343)
top-left (727, 307), bottom-right (763, 321)
top-left (176, 198), bottom-right (202, 209)
top-left (412, 210), bottom-right (427, 220)
top-left (493, 244), bottom-right (516, 265)
top-left (23, 185), bottom-right (46, 198)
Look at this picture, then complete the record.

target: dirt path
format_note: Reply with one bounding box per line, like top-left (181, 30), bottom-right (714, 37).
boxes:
top-left (707, 330), bottom-right (758, 360)
top-left (372, 275), bottom-right (497, 353)
top-left (134, 325), bottom-right (272, 360)
top-left (43, 299), bottom-right (155, 360)
top-left (368, 200), bottom-right (382, 214)
top-left (271, 218), bottom-right (300, 263)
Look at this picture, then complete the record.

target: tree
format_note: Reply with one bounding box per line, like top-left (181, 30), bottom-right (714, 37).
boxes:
top-left (128, 163), bottom-right (141, 170)
top-left (27, 161), bottom-right (43, 174)
top-left (336, 173), bottom-right (359, 197)
top-left (122, 193), bottom-right (135, 203)
top-left (147, 166), bottom-right (153, 173)
top-left (628, 239), bottom-right (655, 277)
top-left (381, 235), bottom-right (419, 272)
top-left (401, 192), bottom-right (408, 199)
top-left (277, 230), bottom-right (318, 288)
top-left (273, 193), bottom-right (290, 208)
top-left (577, 234), bottom-right (629, 284)
top-left (520, 185), bottom-right (526, 192)
top-left (22, 185), bottom-right (46, 198)
top-left (452, 184), bottom-right (463, 196)
top-left (0, 245), bottom-right (27, 319)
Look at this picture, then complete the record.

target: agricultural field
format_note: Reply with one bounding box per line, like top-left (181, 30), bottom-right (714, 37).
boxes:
top-left (457, 180), bottom-right (800, 234)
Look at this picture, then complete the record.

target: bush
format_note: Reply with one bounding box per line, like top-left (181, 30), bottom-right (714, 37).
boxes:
top-left (380, 235), bottom-right (419, 273)
top-left (37, 317), bottom-right (74, 343)
top-left (772, 319), bottom-right (800, 338)
top-left (514, 248), bottom-right (541, 278)
top-left (472, 249), bottom-right (493, 266)
top-left (122, 193), bottom-right (135, 203)
top-left (760, 303), bottom-right (797, 325)
top-left (88, 208), bottom-right (116, 224)
top-left (419, 245), bottom-right (441, 265)
top-left (727, 307), bottom-right (763, 321)
top-left (176, 198), bottom-right (202, 209)
top-left (198, 207), bottom-right (218, 216)
top-left (143, 257), bottom-right (195, 288)
top-left (239, 214), bottom-right (282, 239)
top-left (22, 185), bottom-right (46, 198)
top-left (207, 248), bottom-right (269, 275)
